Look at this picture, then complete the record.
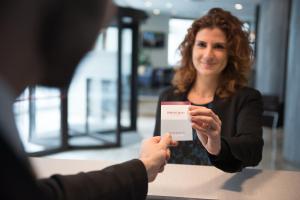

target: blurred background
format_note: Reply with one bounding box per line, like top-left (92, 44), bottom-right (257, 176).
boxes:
top-left (14, 0), bottom-right (300, 171)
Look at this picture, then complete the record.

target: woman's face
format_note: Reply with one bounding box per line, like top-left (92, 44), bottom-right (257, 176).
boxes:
top-left (192, 27), bottom-right (228, 79)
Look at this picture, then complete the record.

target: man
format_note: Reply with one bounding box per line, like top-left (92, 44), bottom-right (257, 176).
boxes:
top-left (0, 0), bottom-right (174, 199)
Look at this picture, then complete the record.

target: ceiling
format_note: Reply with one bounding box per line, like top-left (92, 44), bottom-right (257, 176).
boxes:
top-left (114, 0), bottom-right (261, 22)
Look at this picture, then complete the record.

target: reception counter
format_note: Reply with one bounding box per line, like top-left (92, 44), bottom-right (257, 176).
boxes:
top-left (31, 157), bottom-right (300, 200)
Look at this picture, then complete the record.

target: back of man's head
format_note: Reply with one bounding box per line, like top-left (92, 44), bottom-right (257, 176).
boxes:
top-left (0, 0), bottom-right (114, 94)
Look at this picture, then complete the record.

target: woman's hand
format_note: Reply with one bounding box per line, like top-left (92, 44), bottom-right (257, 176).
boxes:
top-left (189, 105), bottom-right (222, 155)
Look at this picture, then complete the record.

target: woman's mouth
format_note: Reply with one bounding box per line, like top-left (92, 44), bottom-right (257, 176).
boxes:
top-left (201, 62), bottom-right (215, 69)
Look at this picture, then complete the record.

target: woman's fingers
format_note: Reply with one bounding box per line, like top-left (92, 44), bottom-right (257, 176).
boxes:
top-left (189, 105), bottom-right (222, 133)
top-left (190, 107), bottom-right (221, 124)
top-left (189, 108), bottom-right (211, 116)
top-left (191, 122), bottom-right (210, 136)
top-left (189, 106), bottom-right (214, 116)
top-left (194, 128), bottom-right (209, 144)
top-left (190, 115), bottom-right (219, 130)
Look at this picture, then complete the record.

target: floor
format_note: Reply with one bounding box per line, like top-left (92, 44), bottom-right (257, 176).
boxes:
top-left (47, 95), bottom-right (300, 172)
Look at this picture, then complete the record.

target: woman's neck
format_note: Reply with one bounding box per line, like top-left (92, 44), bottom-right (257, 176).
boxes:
top-left (192, 76), bottom-right (218, 97)
top-left (188, 76), bottom-right (218, 104)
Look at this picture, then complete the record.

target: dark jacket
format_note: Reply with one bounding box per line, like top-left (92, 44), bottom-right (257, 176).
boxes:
top-left (0, 129), bottom-right (148, 200)
top-left (154, 86), bottom-right (264, 172)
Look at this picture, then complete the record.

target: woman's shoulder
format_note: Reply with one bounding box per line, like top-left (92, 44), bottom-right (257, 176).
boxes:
top-left (159, 86), bottom-right (186, 101)
top-left (235, 86), bottom-right (262, 97)
top-left (214, 87), bottom-right (263, 110)
top-left (231, 86), bottom-right (262, 102)
top-left (160, 86), bottom-right (176, 95)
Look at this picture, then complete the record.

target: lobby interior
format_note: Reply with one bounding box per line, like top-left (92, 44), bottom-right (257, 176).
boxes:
top-left (13, 0), bottom-right (300, 172)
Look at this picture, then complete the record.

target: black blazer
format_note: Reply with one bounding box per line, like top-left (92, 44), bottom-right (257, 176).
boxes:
top-left (154, 86), bottom-right (264, 172)
top-left (0, 129), bottom-right (148, 200)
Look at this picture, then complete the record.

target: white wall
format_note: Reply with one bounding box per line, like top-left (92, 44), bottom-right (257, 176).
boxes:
top-left (140, 14), bottom-right (170, 68)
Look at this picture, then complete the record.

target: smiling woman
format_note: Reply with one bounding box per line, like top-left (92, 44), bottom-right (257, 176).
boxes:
top-left (192, 28), bottom-right (228, 78)
top-left (154, 8), bottom-right (263, 173)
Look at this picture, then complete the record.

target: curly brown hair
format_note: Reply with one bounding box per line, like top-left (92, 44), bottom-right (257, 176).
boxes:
top-left (172, 8), bottom-right (253, 98)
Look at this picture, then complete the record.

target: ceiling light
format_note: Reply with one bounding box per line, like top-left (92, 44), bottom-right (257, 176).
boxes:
top-left (166, 2), bottom-right (173, 9)
top-left (145, 1), bottom-right (152, 7)
top-left (153, 8), bottom-right (160, 15)
top-left (235, 3), bottom-right (243, 10)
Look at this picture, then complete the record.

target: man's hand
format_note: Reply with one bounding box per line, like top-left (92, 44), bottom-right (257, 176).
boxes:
top-left (139, 133), bottom-right (175, 182)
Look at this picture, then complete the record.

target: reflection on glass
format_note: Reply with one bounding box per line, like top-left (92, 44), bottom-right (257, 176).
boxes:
top-left (68, 27), bottom-right (119, 146)
top-left (14, 87), bottom-right (61, 153)
top-left (121, 28), bottom-right (133, 128)
top-left (14, 88), bottom-right (30, 149)
top-left (33, 87), bottom-right (61, 146)
top-left (86, 78), bottom-right (117, 133)
top-left (168, 18), bottom-right (193, 66)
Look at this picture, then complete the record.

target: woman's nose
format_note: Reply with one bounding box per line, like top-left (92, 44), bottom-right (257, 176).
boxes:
top-left (202, 47), bottom-right (214, 61)
top-left (203, 47), bottom-right (213, 57)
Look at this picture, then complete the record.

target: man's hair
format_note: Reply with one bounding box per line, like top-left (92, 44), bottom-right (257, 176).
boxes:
top-left (172, 8), bottom-right (253, 98)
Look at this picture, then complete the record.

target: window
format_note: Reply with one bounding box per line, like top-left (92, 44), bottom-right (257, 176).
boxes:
top-left (168, 18), bottom-right (193, 66)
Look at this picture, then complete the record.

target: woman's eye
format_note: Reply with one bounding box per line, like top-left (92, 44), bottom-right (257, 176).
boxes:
top-left (196, 41), bottom-right (206, 48)
top-left (214, 44), bottom-right (226, 49)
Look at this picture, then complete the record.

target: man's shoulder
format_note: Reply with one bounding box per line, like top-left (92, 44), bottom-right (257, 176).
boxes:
top-left (0, 130), bottom-right (39, 199)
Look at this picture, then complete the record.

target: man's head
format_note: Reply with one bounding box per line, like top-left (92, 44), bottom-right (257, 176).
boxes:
top-left (39, 0), bottom-right (115, 88)
top-left (0, 0), bottom-right (114, 94)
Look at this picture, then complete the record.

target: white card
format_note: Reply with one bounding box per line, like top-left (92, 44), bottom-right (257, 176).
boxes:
top-left (161, 101), bottom-right (193, 141)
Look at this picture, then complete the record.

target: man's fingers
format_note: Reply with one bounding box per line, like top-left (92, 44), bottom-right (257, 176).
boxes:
top-left (166, 148), bottom-right (171, 160)
top-left (159, 133), bottom-right (172, 148)
top-left (169, 140), bottom-right (178, 147)
top-left (151, 136), bottom-right (161, 143)
top-left (158, 164), bottom-right (165, 173)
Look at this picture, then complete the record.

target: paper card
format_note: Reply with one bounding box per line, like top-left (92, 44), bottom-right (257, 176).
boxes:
top-left (161, 101), bottom-right (193, 141)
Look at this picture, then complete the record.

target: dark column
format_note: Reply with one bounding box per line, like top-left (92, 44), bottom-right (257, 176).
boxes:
top-left (255, 0), bottom-right (290, 101)
top-left (283, 0), bottom-right (300, 164)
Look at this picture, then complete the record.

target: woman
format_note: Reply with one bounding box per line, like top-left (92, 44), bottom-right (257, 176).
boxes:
top-left (153, 8), bottom-right (263, 172)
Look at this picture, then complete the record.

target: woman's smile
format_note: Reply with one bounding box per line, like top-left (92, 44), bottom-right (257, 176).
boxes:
top-left (192, 27), bottom-right (228, 77)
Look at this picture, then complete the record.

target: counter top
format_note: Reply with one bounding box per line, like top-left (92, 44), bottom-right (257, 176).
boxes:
top-left (31, 157), bottom-right (300, 200)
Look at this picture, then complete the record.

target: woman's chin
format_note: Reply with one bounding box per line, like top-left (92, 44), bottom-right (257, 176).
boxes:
top-left (198, 70), bottom-right (220, 78)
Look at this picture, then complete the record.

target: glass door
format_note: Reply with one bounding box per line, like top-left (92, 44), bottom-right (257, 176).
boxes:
top-left (14, 6), bottom-right (147, 154)
top-left (14, 87), bottom-right (62, 154)
top-left (120, 28), bottom-right (133, 129)
top-left (119, 13), bottom-right (142, 132)
top-left (67, 27), bottom-right (120, 148)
